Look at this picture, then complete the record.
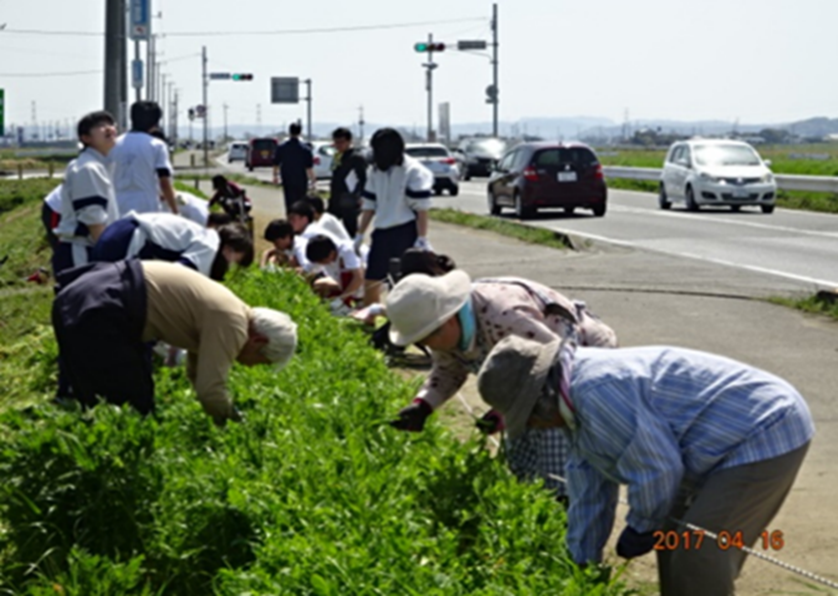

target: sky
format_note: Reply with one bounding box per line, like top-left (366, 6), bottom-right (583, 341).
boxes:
top-left (1, 0), bottom-right (837, 134)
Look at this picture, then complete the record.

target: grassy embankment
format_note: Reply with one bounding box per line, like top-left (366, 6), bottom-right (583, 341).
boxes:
top-left (597, 144), bottom-right (838, 213)
top-left (0, 178), bottom-right (631, 594)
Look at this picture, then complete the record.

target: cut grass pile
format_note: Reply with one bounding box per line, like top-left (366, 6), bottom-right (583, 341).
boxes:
top-left (429, 208), bottom-right (573, 250)
top-left (0, 262), bottom-right (629, 593)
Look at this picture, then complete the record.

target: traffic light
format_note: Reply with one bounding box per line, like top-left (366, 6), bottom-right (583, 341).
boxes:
top-left (414, 42), bottom-right (445, 52)
top-left (231, 73), bottom-right (254, 81)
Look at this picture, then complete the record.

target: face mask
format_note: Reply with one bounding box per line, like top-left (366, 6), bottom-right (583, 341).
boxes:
top-left (457, 298), bottom-right (476, 351)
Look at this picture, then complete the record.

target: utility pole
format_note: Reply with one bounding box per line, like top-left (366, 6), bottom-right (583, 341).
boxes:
top-left (304, 79), bottom-right (313, 141)
top-left (256, 104), bottom-right (262, 136)
top-left (491, 3), bottom-right (499, 138)
top-left (423, 33), bottom-right (437, 142)
top-left (166, 81), bottom-right (173, 135)
top-left (223, 103), bottom-right (229, 141)
top-left (358, 105), bottom-right (365, 144)
top-left (172, 89), bottom-right (179, 149)
top-left (146, 35), bottom-right (155, 103)
top-left (202, 46), bottom-right (208, 168)
top-left (160, 73), bottom-right (167, 129)
top-left (118, 0), bottom-right (128, 129)
top-left (104, 0), bottom-right (123, 123)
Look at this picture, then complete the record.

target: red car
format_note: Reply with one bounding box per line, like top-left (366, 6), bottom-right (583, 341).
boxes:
top-left (487, 142), bottom-right (607, 218)
top-left (246, 137), bottom-right (278, 171)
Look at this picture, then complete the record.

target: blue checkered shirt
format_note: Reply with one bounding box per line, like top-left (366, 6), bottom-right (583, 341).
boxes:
top-left (563, 346), bottom-right (815, 565)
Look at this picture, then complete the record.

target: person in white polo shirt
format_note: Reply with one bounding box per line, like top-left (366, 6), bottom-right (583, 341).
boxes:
top-left (110, 101), bottom-right (179, 216)
top-left (356, 128), bottom-right (434, 306)
top-left (91, 211), bottom-right (253, 281)
top-left (53, 110), bottom-right (120, 274)
top-left (305, 233), bottom-right (365, 307)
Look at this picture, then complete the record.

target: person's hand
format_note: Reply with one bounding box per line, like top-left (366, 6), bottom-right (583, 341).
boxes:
top-left (616, 527), bottom-right (657, 559)
top-left (476, 410), bottom-right (505, 434)
top-left (353, 233), bottom-right (364, 252)
top-left (389, 399), bottom-right (433, 432)
top-left (413, 236), bottom-right (433, 252)
top-left (349, 304), bottom-right (384, 325)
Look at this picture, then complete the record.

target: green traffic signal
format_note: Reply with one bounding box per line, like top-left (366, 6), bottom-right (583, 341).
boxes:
top-left (414, 42), bottom-right (445, 52)
top-left (232, 73), bottom-right (253, 81)
top-left (414, 43), bottom-right (428, 52)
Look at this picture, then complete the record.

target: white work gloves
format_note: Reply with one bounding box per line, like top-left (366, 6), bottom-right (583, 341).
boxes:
top-left (414, 236), bottom-right (433, 252)
top-left (353, 233), bottom-right (365, 252)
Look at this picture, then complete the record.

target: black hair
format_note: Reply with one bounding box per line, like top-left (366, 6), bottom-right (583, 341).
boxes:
top-left (77, 111), bottom-right (115, 143)
top-left (305, 234), bottom-right (337, 264)
top-left (130, 101), bottom-right (163, 132)
top-left (289, 122), bottom-right (303, 136)
top-left (332, 127), bottom-right (352, 141)
top-left (149, 129), bottom-right (167, 142)
top-left (264, 219), bottom-right (294, 242)
top-left (370, 127), bottom-right (405, 171)
top-left (288, 200), bottom-right (315, 222)
top-left (218, 223), bottom-right (254, 268)
top-left (211, 175), bottom-right (228, 190)
top-left (306, 195), bottom-right (325, 215)
top-left (207, 212), bottom-right (233, 227)
top-left (398, 249), bottom-right (457, 279)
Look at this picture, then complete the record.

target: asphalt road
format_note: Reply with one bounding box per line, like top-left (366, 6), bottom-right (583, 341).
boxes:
top-left (216, 155), bottom-right (838, 291)
top-left (446, 178), bottom-right (838, 289)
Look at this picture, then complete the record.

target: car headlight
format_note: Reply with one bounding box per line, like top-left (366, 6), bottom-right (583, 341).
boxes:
top-left (761, 173), bottom-right (775, 184)
top-left (699, 172), bottom-right (721, 183)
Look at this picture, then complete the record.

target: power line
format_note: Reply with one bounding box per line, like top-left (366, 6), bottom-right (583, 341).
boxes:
top-left (0, 16), bottom-right (486, 38)
top-left (0, 69), bottom-right (101, 77)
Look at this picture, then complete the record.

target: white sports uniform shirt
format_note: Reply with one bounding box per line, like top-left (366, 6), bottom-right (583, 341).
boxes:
top-left (54, 148), bottom-right (119, 263)
top-left (122, 211), bottom-right (220, 277)
top-left (361, 155), bottom-right (434, 230)
top-left (160, 192), bottom-right (210, 226)
top-left (44, 184), bottom-right (63, 212)
top-left (315, 238), bottom-right (364, 300)
top-left (110, 131), bottom-right (174, 215)
top-left (292, 223), bottom-right (338, 271)
top-left (316, 212), bottom-right (351, 242)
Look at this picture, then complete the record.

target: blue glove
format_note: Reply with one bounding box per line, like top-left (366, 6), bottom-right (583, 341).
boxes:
top-left (616, 526), bottom-right (657, 559)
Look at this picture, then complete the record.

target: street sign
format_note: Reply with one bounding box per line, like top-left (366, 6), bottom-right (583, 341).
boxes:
top-left (131, 60), bottom-right (144, 89)
top-left (438, 102), bottom-right (451, 142)
top-left (129, 0), bottom-right (151, 41)
top-left (0, 89), bottom-right (5, 137)
top-left (457, 40), bottom-right (487, 50)
top-left (195, 105), bottom-right (206, 119)
top-left (271, 77), bottom-right (299, 104)
top-left (210, 72), bottom-right (231, 80)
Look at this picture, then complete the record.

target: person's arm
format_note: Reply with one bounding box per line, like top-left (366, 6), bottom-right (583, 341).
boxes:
top-left (155, 142), bottom-right (179, 214)
top-left (415, 210), bottom-right (429, 238)
top-left (260, 247), bottom-right (277, 267)
top-left (351, 154), bottom-right (368, 199)
top-left (357, 209), bottom-right (374, 236)
top-left (87, 223), bottom-right (106, 242)
top-left (405, 162), bottom-right (434, 246)
top-left (338, 268), bottom-right (364, 300)
top-left (72, 164), bottom-right (114, 243)
top-left (307, 168), bottom-right (316, 187)
top-left (565, 455), bottom-right (620, 565)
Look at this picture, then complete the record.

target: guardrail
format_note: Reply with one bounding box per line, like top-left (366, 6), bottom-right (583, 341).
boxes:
top-left (602, 166), bottom-right (838, 193)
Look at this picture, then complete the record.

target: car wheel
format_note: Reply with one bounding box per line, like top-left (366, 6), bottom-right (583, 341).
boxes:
top-left (659, 183), bottom-right (672, 210)
top-left (730, 205), bottom-right (741, 212)
top-left (685, 186), bottom-right (699, 212)
top-left (564, 206), bottom-right (575, 215)
top-left (761, 204), bottom-right (775, 214)
top-left (488, 189), bottom-right (501, 216)
top-left (592, 203), bottom-right (607, 217)
top-left (449, 185), bottom-right (459, 197)
top-left (464, 169), bottom-right (472, 181)
top-left (434, 187), bottom-right (443, 196)
top-left (514, 192), bottom-right (535, 219)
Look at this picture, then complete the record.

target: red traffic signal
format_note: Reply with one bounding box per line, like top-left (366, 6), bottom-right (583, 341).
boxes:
top-left (414, 42), bottom-right (446, 52)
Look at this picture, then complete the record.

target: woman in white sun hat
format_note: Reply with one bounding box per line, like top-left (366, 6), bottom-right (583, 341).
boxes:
top-left (384, 268), bottom-right (617, 501)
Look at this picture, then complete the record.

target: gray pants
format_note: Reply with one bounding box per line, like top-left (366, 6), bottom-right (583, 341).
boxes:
top-left (657, 443), bottom-right (809, 596)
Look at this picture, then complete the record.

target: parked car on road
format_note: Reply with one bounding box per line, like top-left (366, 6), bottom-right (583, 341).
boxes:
top-left (227, 141), bottom-right (248, 163)
top-left (459, 137), bottom-right (507, 179)
top-left (246, 137), bottom-right (278, 171)
top-left (487, 142), bottom-right (607, 218)
top-left (660, 139), bottom-right (776, 213)
top-left (307, 141), bottom-right (336, 179)
top-left (405, 143), bottom-right (460, 196)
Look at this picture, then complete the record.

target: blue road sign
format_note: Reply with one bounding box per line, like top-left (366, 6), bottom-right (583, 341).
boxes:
top-left (132, 60), bottom-right (144, 89)
top-left (130, 0), bottom-right (151, 40)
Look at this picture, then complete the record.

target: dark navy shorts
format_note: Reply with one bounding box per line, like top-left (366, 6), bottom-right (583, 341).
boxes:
top-left (365, 220), bottom-right (418, 281)
top-left (90, 217), bottom-right (140, 263)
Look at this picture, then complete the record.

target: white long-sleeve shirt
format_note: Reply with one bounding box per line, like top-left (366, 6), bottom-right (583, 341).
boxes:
top-left (361, 155), bottom-right (433, 230)
top-left (54, 148), bottom-right (119, 246)
top-left (123, 211), bottom-right (220, 277)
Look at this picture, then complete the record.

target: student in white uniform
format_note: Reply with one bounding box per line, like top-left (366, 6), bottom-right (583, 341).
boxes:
top-left (305, 233), bottom-right (365, 306)
top-left (41, 183), bottom-right (64, 251)
top-left (287, 200), bottom-right (336, 271)
top-left (260, 219), bottom-right (295, 269)
top-left (160, 191), bottom-right (210, 227)
top-left (306, 196), bottom-right (351, 242)
top-left (110, 101), bottom-right (179, 216)
top-left (91, 212), bottom-right (253, 281)
top-left (53, 111), bottom-right (120, 275)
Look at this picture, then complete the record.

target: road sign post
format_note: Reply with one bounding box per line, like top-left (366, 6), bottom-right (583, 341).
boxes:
top-left (129, 0), bottom-right (151, 40)
top-left (0, 89), bottom-right (5, 137)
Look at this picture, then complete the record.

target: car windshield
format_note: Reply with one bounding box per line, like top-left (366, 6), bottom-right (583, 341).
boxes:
top-left (252, 140), bottom-right (275, 151)
top-left (694, 144), bottom-right (761, 167)
top-left (406, 147), bottom-right (449, 158)
top-left (469, 139), bottom-right (506, 153)
top-left (534, 147), bottom-right (598, 167)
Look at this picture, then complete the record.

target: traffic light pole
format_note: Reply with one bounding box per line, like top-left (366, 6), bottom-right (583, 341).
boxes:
top-left (202, 45), bottom-right (209, 168)
top-left (491, 3), bottom-right (499, 138)
top-left (424, 33), bottom-right (437, 142)
top-left (304, 78), bottom-right (313, 142)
